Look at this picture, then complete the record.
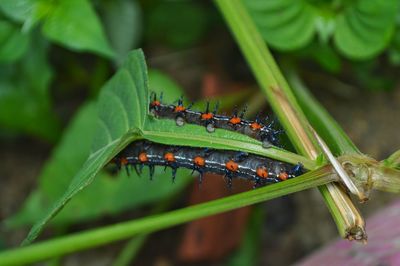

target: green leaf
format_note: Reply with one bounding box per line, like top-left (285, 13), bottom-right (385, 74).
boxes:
top-left (0, 20), bottom-right (30, 63)
top-left (0, 0), bottom-right (35, 22)
top-left (382, 150), bottom-right (400, 170)
top-left (334, 0), bottom-right (399, 59)
top-left (143, 119), bottom-right (316, 170)
top-left (102, 0), bottom-right (142, 64)
top-left (314, 14), bottom-right (335, 44)
top-left (23, 49), bottom-right (147, 245)
top-left (7, 103), bottom-right (191, 227)
top-left (244, 0), bottom-right (316, 50)
top-left (0, 35), bottom-right (60, 141)
top-left (42, 0), bottom-right (115, 58)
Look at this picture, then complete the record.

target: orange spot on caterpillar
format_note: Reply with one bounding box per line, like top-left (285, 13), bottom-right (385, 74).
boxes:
top-left (138, 152), bottom-right (148, 163)
top-left (174, 106), bottom-right (186, 112)
top-left (229, 116), bottom-right (241, 125)
top-left (164, 152), bottom-right (176, 162)
top-left (201, 112), bottom-right (214, 120)
top-left (279, 172), bottom-right (289, 181)
top-left (120, 157), bottom-right (128, 165)
top-left (225, 160), bottom-right (239, 172)
top-left (151, 100), bottom-right (160, 107)
top-left (256, 166), bottom-right (268, 178)
top-left (193, 156), bottom-right (205, 167)
top-left (250, 122), bottom-right (262, 130)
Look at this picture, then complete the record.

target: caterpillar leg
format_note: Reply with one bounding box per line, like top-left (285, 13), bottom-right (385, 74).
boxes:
top-left (206, 122), bottom-right (215, 133)
top-left (175, 115), bottom-right (185, 127)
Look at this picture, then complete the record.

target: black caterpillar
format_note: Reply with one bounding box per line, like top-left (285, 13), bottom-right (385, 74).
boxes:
top-left (149, 93), bottom-right (283, 147)
top-left (113, 140), bottom-right (303, 188)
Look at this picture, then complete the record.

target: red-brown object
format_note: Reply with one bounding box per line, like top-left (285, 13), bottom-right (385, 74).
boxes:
top-left (178, 175), bottom-right (252, 261)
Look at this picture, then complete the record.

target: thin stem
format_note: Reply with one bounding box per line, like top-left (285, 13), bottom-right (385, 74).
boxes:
top-left (112, 189), bottom-right (181, 266)
top-left (112, 235), bottom-right (147, 266)
top-left (0, 169), bottom-right (334, 266)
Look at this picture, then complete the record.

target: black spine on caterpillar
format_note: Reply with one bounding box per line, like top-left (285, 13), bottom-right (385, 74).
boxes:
top-left (149, 93), bottom-right (283, 148)
top-left (113, 140), bottom-right (304, 188)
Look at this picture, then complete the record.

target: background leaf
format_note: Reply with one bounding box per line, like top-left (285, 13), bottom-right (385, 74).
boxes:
top-left (42, 0), bottom-right (115, 57)
top-left (0, 0), bottom-right (35, 22)
top-left (0, 35), bottom-right (60, 141)
top-left (101, 0), bottom-right (142, 64)
top-left (244, 0), bottom-right (316, 50)
top-left (334, 0), bottom-right (399, 59)
top-left (0, 20), bottom-right (30, 63)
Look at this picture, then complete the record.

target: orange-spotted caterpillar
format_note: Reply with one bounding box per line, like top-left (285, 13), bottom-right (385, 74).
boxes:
top-left (149, 93), bottom-right (283, 148)
top-left (113, 140), bottom-right (303, 188)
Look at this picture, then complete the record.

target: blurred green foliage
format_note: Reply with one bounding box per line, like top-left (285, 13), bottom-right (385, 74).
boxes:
top-left (0, 31), bottom-right (60, 141)
top-left (0, 0), bottom-right (399, 263)
top-left (244, 0), bottom-right (399, 60)
top-left (0, 20), bottom-right (29, 63)
top-left (101, 0), bottom-right (142, 63)
top-left (244, 0), bottom-right (400, 91)
top-left (0, 0), bottom-right (114, 56)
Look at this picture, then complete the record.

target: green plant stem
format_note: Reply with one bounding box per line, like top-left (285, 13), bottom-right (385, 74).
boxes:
top-left (214, 0), bottom-right (365, 239)
top-left (383, 150), bottom-right (400, 169)
top-left (0, 169), bottom-right (333, 266)
top-left (111, 188), bottom-right (182, 266)
top-left (112, 235), bottom-right (146, 266)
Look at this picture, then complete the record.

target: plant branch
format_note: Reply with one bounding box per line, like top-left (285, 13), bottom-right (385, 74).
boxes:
top-left (214, 0), bottom-right (366, 240)
top-left (0, 169), bottom-right (333, 266)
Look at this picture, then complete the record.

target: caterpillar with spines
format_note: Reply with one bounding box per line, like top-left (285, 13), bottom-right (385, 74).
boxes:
top-left (149, 93), bottom-right (283, 148)
top-left (113, 140), bottom-right (304, 188)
